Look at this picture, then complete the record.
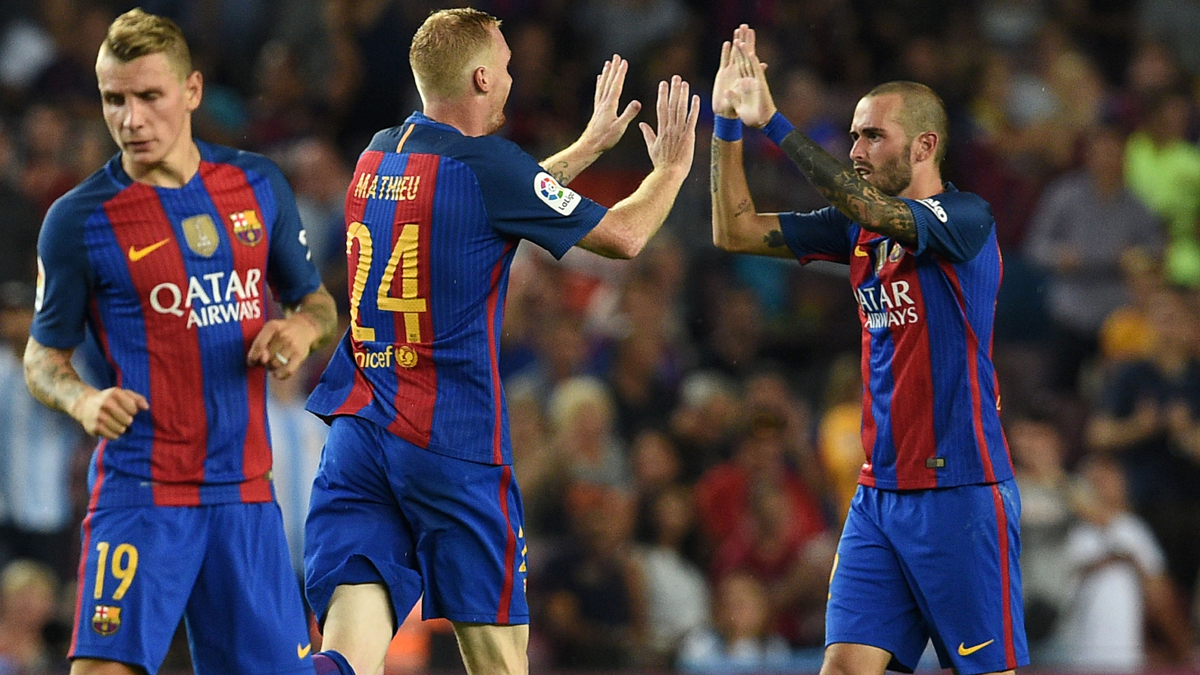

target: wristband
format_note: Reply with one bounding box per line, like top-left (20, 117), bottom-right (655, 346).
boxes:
top-left (762, 111), bottom-right (795, 146)
top-left (713, 115), bottom-right (743, 142)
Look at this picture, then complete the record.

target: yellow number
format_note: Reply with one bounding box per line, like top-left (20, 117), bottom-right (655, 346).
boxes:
top-left (111, 544), bottom-right (138, 601)
top-left (346, 221), bottom-right (427, 344)
top-left (93, 541), bottom-right (109, 600)
top-left (347, 221), bottom-right (376, 341)
top-left (93, 541), bottom-right (139, 600)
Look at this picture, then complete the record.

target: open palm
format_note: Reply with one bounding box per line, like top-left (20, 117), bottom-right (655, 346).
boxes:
top-left (727, 27), bottom-right (777, 128)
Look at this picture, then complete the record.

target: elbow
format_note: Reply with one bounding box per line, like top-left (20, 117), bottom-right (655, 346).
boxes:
top-left (610, 237), bottom-right (643, 260)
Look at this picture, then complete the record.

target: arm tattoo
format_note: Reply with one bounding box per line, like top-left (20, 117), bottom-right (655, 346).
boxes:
top-left (779, 131), bottom-right (917, 246)
top-left (763, 230), bottom-right (786, 248)
top-left (24, 341), bottom-right (86, 415)
top-left (710, 136), bottom-right (720, 195)
top-left (286, 289), bottom-right (340, 351)
top-left (549, 161), bottom-right (571, 185)
top-left (734, 199), bottom-right (753, 216)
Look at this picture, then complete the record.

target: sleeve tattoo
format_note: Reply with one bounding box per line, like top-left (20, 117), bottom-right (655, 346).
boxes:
top-left (24, 341), bottom-right (86, 415)
top-left (779, 131), bottom-right (917, 246)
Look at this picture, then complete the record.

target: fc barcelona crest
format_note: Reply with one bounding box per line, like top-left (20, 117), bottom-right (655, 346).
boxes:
top-left (182, 214), bottom-right (220, 257)
top-left (92, 605), bottom-right (121, 636)
top-left (229, 210), bottom-right (265, 247)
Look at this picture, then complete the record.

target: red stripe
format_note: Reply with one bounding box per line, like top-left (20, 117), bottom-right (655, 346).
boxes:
top-left (850, 231), bottom-right (877, 484)
top-left (884, 252), bottom-right (937, 486)
top-left (991, 484), bottom-right (1017, 668)
top-left (939, 261), bottom-right (997, 482)
top-left (197, 162), bottom-right (273, 502)
top-left (333, 152), bottom-right (386, 419)
top-left (388, 154), bottom-right (439, 447)
top-left (487, 243), bottom-right (516, 464)
top-left (104, 185), bottom-right (204, 505)
top-left (496, 465), bottom-right (516, 623)
top-left (68, 509), bottom-right (95, 657)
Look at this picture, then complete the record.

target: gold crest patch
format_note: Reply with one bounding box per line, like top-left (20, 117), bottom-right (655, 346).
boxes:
top-left (396, 345), bottom-right (418, 368)
top-left (92, 605), bottom-right (121, 636)
top-left (230, 210), bottom-right (265, 246)
top-left (182, 215), bottom-right (220, 257)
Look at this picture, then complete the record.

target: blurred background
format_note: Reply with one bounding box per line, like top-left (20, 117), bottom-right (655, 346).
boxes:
top-left (1, 0), bottom-right (1199, 672)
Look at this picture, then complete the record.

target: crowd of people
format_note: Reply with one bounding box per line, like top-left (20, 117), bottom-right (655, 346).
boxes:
top-left (1, 0), bottom-right (1200, 672)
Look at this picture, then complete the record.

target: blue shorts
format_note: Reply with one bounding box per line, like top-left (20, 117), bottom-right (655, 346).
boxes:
top-left (70, 501), bottom-right (312, 675)
top-left (304, 415), bottom-right (528, 628)
top-left (827, 480), bottom-right (1028, 674)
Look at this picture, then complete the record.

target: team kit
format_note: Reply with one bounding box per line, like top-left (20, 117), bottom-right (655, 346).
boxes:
top-left (25, 7), bottom-right (1025, 675)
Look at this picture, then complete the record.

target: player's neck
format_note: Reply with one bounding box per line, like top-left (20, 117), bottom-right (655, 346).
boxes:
top-left (122, 138), bottom-right (202, 188)
top-left (423, 101), bottom-right (491, 137)
top-left (899, 168), bottom-right (944, 200)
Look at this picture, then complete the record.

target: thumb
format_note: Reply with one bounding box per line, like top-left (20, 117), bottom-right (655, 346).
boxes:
top-left (639, 121), bottom-right (656, 150)
top-left (618, 100), bottom-right (642, 126)
top-left (727, 88), bottom-right (743, 108)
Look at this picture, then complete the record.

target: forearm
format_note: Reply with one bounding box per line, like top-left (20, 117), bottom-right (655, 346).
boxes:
top-left (284, 286), bottom-right (339, 352)
top-left (541, 138), bottom-right (602, 186)
top-left (711, 136), bottom-right (788, 254)
top-left (23, 337), bottom-right (92, 419)
top-left (580, 166), bottom-right (687, 259)
top-left (773, 124), bottom-right (917, 246)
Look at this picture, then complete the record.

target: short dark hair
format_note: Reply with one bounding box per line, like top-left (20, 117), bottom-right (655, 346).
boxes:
top-left (866, 81), bottom-right (949, 163)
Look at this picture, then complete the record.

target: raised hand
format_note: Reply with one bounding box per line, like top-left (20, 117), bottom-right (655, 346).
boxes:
top-left (579, 55), bottom-right (642, 154)
top-left (712, 40), bottom-right (739, 117)
top-left (727, 25), bottom-right (777, 128)
top-left (640, 75), bottom-right (701, 173)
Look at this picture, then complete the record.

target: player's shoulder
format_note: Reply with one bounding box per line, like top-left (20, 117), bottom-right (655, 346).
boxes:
top-left (378, 114), bottom-right (532, 167)
top-left (44, 160), bottom-right (122, 231)
top-left (911, 185), bottom-right (993, 223)
top-left (200, 141), bottom-right (284, 179)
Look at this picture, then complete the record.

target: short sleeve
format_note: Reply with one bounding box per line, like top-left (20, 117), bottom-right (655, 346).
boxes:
top-left (778, 206), bottom-right (854, 264)
top-left (902, 191), bottom-right (994, 262)
top-left (30, 196), bottom-right (93, 350)
top-left (466, 137), bottom-right (606, 259)
top-left (260, 160), bottom-right (322, 306)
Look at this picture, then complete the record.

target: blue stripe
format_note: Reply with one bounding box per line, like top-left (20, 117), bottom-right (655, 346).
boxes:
top-left (864, 274), bottom-right (898, 486)
top-left (156, 180), bottom-right (251, 494)
top-left (919, 259), bottom-right (977, 481)
top-left (85, 206), bottom-right (154, 502)
top-left (357, 152), bottom-right (410, 349)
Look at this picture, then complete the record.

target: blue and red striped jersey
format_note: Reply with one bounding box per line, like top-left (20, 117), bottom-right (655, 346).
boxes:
top-left (780, 186), bottom-right (1012, 489)
top-left (306, 113), bottom-right (606, 465)
top-left (30, 142), bottom-right (321, 508)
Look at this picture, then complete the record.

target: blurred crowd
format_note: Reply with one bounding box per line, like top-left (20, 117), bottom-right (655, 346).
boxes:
top-left (2, 0), bottom-right (1200, 672)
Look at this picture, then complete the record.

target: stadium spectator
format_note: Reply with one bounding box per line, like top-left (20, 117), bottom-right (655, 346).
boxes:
top-left (1024, 123), bottom-right (1164, 394)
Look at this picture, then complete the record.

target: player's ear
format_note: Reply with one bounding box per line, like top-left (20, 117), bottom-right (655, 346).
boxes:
top-left (913, 131), bottom-right (938, 163)
top-left (472, 65), bottom-right (490, 95)
top-left (184, 70), bottom-right (203, 112)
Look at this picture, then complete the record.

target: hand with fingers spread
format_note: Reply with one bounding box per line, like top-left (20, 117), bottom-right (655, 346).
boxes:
top-left (640, 75), bottom-right (701, 174)
top-left (579, 54), bottom-right (642, 154)
top-left (72, 387), bottom-right (149, 440)
top-left (727, 25), bottom-right (778, 129)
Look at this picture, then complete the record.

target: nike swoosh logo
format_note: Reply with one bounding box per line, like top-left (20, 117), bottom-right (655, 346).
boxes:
top-left (297, 643), bottom-right (312, 659)
top-left (958, 639), bottom-right (994, 656)
top-left (128, 238), bottom-right (171, 262)
top-left (853, 245), bottom-right (869, 257)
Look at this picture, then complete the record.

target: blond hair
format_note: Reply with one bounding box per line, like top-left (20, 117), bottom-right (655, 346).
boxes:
top-left (99, 8), bottom-right (192, 79)
top-left (409, 8), bottom-right (500, 99)
top-left (866, 81), bottom-right (948, 163)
